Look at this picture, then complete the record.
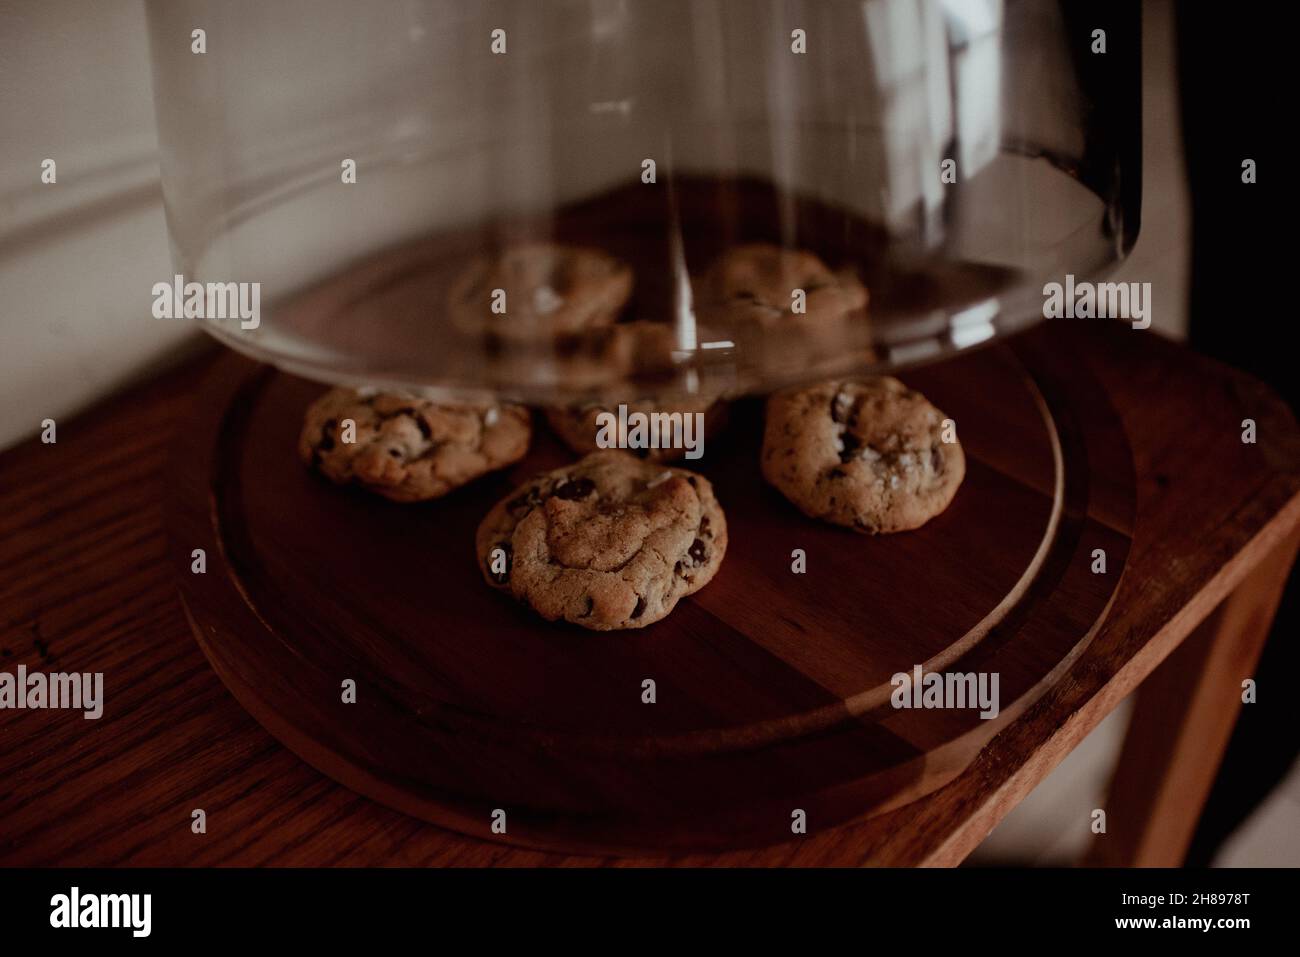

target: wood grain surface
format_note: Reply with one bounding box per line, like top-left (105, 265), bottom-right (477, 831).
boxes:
top-left (1085, 528), bottom-right (1300, 866)
top-left (2, 320), bottom-right (1298, 865)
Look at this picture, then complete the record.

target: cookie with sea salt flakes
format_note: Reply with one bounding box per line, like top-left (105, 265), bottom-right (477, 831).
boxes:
top-left (300, 388), bottom-right (531, 502)
top-left (476, 450), bottom-right (727, 630)
top-left (447, 242), bottom-right (633, 342)
top-left (760, 377), bottom-right (964, 533)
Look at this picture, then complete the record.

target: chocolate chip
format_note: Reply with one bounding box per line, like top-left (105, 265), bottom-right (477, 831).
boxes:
top-left (414, 416), bottom-right (432, 440)
top-left (700, 516), bottom-right (711, 533)
top-left (507, 488), bottom-right (542, 514)
top-left (631, 596), bottom-right (646, 619)
top-left (688, 539), bottom-right (707, 564)
top-left (839, 433), bottom-right (862, 463)
top-left (318, 420), bottom-right (337, 452)
top-left (829, 467), bottom-right (847, 478)
top-left (388, 448), bottom-right (401, 458)
top-left (554, 477), bottom-right (596, 500)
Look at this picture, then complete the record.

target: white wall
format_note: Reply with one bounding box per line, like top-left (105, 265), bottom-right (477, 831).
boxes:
top-left (0, 0), bottom-right (196, 452)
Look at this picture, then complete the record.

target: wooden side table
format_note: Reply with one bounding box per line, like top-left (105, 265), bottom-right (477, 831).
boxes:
top-left (1, 321), bottom-right (1296, 866)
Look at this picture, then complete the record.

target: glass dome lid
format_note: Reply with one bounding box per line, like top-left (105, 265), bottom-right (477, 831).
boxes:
top-left (146, 0), bottom-right (1140, 402)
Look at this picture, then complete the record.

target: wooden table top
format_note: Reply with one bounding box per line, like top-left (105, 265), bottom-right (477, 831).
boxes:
top-left (2, 321), bottom-right (1298, 866)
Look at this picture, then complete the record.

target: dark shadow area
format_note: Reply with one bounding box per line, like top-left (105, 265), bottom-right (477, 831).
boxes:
top-left (1178, 4), bottom-right (1296, 867)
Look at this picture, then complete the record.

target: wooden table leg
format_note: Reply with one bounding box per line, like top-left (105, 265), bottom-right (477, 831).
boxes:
top-left (1086, 532), bottom-right (1300, 867)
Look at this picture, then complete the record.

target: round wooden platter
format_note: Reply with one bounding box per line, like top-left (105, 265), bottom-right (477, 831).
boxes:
top-left (168, 337), bottom-right (1135, 855)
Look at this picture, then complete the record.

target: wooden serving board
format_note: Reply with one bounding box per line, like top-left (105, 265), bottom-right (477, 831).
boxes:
top-left (168, 337), bottom-right (1134, 854)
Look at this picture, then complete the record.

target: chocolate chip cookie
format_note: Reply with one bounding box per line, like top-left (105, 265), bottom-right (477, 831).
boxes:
top-left (300, 388), bottom-right (531, 502)
top-left (544, 398), bottom-right (728, 463)
top-left (476, 450), bottom-right (727, 630)
top-left (761, 378), bottom-right (964, 533)
top-left (448, 243), bottom-right (633, 342)
top-left (696, 243), bottom-right (867, 328)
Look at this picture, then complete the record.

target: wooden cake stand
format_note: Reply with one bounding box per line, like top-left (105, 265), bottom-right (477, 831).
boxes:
top-left (168, 326), bottom-right (1135, 855)
top-left (2, 321), bottom-right (1296, 865)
